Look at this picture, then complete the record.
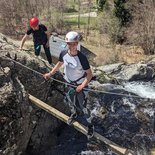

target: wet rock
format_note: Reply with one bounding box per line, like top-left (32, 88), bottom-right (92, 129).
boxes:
top-left (0, 33), bottom-right (68, 155)
top-left (95, 62), bottom-right (155, 82)
top-left (0, 65), bottom-right (32, 155)
top-left (0, 33), bottom-right (155, 155)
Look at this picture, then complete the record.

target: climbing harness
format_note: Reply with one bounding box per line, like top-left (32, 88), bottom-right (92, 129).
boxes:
top-left (67, 72), bottom-right (87, 85)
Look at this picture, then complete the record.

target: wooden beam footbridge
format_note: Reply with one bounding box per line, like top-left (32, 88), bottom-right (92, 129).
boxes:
top-left (29, 94), bottom-right (135, 155)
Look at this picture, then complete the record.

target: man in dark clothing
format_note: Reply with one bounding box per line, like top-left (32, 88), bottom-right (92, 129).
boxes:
top-left (19, 17), bottom-right (52, 64)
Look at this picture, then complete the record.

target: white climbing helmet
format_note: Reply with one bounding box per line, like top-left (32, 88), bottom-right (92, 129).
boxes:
top-left (65, 31), bottom-right (80, 43)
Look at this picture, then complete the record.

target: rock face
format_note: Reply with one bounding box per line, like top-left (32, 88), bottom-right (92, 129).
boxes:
top-left (0, 33), bottom-right (155, 155)
top-left (94, 61), bottom-right (155, 82)
top-left (0, 33), bottom-right (68, 155)
top-left (0, 64), bottom-right (32, 154)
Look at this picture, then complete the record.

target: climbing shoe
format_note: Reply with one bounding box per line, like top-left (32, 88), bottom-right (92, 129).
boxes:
top-left (67, 113), bottom-right (77, 125)
top-left (87, 125), bottom-right (94, 139)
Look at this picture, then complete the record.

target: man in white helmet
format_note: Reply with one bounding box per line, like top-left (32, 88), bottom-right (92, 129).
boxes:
top-left (43, 31), bottom-right (94, 139)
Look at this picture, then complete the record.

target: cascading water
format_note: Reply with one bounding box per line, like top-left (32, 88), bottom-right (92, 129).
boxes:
top-left (122, 81), bottom-right (155, 155)
top-left (46, 80), bottom-right (155, 155)
top-left (123, 81), bottom-right (155, 100)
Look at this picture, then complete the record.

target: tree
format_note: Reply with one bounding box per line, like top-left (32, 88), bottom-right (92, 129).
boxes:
top-left (127, 0), bottom-right (155, 54)
top-left (77, 0), bottom-right (81, 28)
top-left (0, 0), bottom-right (67, 36)
top-left (113, 0), bottom-right (131, 26)
top-left (97, 0), bottom-right (106, 11)
top-left (86, 0), bottom-right (92, 35)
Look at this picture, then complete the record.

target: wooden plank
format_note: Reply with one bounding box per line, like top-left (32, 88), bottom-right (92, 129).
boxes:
top-left (29, 94), bottom-right (135, 155)
top-left (150, 148), bottom-right (155, 155)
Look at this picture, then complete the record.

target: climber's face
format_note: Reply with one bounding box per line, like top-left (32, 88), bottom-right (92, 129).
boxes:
top-left (31, 25), bottom-right (39, 30)
top-left (67, 42), bottom-right (78, 52)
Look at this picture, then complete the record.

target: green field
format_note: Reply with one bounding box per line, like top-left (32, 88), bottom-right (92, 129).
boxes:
top-left (64, 16), bottom-right (98, 29)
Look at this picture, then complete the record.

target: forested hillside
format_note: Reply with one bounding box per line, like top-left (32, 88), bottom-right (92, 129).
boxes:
top-left (0, 0), bottom-right (155, 64)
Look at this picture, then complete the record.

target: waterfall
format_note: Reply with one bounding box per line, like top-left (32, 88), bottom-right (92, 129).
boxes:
top-left (123, 81), bottom-right (155, 99)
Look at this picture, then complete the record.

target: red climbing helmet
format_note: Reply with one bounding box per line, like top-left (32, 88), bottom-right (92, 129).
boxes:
top-left (29, 17), bottom-right (39, 28)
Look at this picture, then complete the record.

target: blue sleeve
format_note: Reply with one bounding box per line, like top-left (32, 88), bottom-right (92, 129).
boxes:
top-left (78, 52), bottom-right (90, 70)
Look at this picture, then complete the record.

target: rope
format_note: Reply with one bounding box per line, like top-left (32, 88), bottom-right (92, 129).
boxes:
top-left (1, 55), bottom-right (155, 100)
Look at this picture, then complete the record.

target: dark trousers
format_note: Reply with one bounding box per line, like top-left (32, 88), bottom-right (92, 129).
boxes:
top-left (34, 44), bottom-right (52, 64)
top-left (65, 85), bottom-right (93, 125)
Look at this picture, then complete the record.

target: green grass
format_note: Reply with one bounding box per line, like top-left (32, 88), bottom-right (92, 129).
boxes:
top-left (65, 0), bottom-right (97, 13)
top-left (63, 1), bottom-right (98, 29)
top-left (64, 16), bottom-right (98, 29)
top-left (65, 17), bottom-right (86, 26)
top-left (64, 12), bottom-right (78, 16)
